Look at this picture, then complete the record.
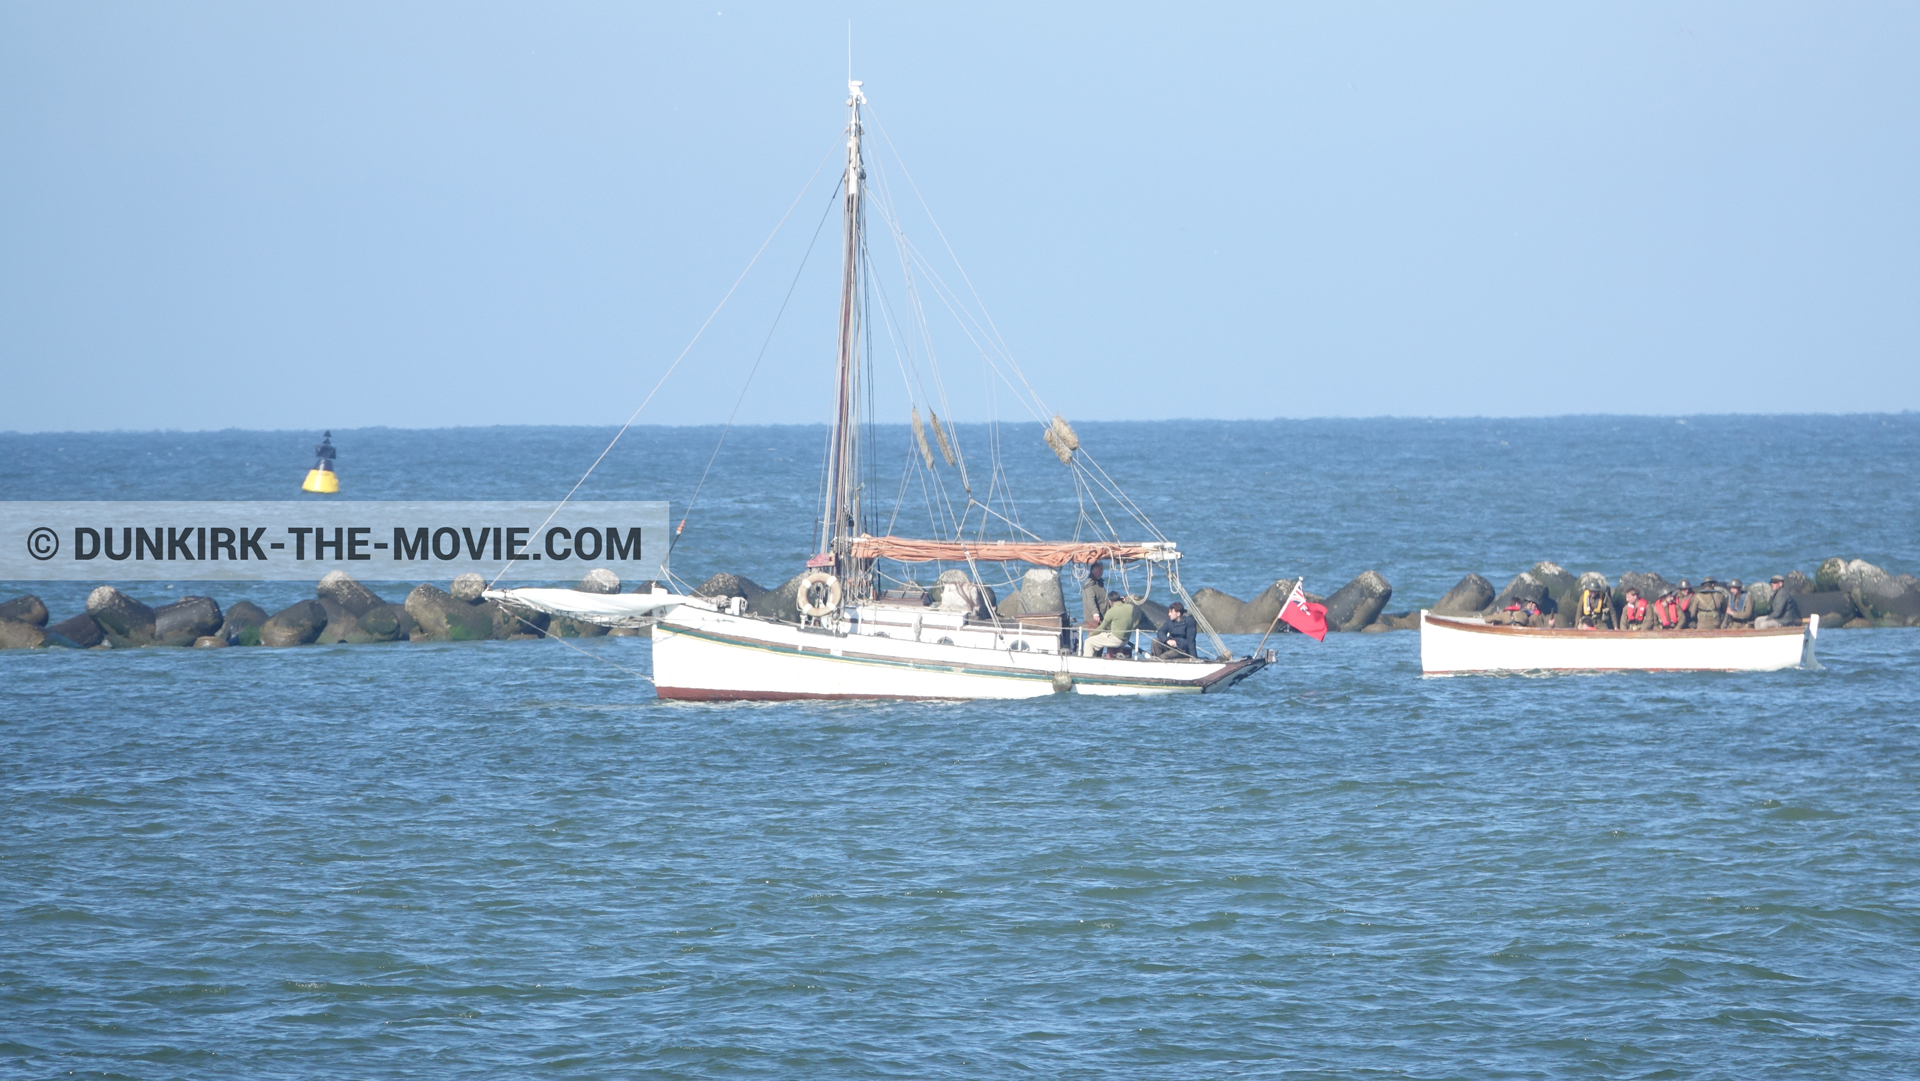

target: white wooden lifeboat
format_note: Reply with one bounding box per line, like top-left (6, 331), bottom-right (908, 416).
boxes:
top-left (1419, 611), bottom-right (1818, 674)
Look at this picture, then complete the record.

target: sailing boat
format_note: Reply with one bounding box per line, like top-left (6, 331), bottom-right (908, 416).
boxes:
top-left (501, 81), bottom-right (1273, 700)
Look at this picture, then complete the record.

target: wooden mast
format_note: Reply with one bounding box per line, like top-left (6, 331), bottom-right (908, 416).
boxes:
top-left (823, 79), bottom-right (867, 584)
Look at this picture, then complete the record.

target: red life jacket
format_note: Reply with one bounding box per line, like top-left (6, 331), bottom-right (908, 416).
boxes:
top-left (1654, 596), bottom-right (1682, 628)
top-left (1622, 597), bottom-right (1648, 624)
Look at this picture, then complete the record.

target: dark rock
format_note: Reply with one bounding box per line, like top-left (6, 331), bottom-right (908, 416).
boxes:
top-left (484, 593), bottom-right (554, 636)
top-left (219, 601), bottom-right (269, 646)
top-left (152, 596), bottom-right (224, 647)
top-left (1324, 570), bottom-right (1393, 632)
top-left (314, 597), bottom-right (408, 644)
top-left (1793, 591), bottom-right (1855, 627)
top-left (693, 572), bottom-right (766, 603)
top-left (1617, 571), bottom-right (1673, 607)
top-left (1432, 574), bottom-right (1496, 617)
top-left (314, 598), bottom-right (356, 643)
top-left (357, 603), bottom-right (415, 642)
top-left (489, 598), bottom-right (548, 639)
top-left (48, 612), bottom-right (105, 648)
top-left (1360, 622), bottom-right (1392, 634)
top-left (1747, 580), bottom-right (1774, 616)
top-left (261, 599), bottom-right (328, 647)
top-left (1528, 562), bottom-right (1579, 618)
top-left (317, 570), bottom-right (387, 617)
top-left (1842, 617), bottom-right (1874, 629)
top-left (1577, 571), bottom-right (1610, 593)
top-left (930, 569), bottom-right (997, 617)
top-left (192, 635), bottom-right (227, 648)
top-left (1783, 570), bottom-right (1813, 594)
top-left (551, 614), bottom-right (605, 638)
top-left (405, 585), bottom-right (495, 641)
top-left (1190, 588), bottom-right (1248, 635)
top-left (1814, 557), bottom-right (1847, 594)
top-left (450, 573), bottom-right (488, 603)
top-left (1239, 580), bottom-right (1298, 633)
top-left (1876, 588), bottom-right (1920, 623)
top-left (0, 617), bottom-right (51, 649)
top-left (1489, 572), bottom-right (1545, 613)
top-left (572, 568), bottom-right (620, 594)
top-left (996, 568), bottom-right (1067, 619)
top-left (1379, 611), bottom-right (1421, 631)
top-left (0, 594), bottom-right (49, 627)
top-left (86, 586), bottom-right (157, 647)
top-left (1836, 559), bottom-right (1917, 621)
top-left (1133, 598), bottom-right (1168, 632)
top-left (745, 574), bottom-right (807, 622)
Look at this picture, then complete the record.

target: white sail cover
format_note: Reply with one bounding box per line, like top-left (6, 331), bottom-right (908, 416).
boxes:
top-left (483, 588), bottom-right (693, 629)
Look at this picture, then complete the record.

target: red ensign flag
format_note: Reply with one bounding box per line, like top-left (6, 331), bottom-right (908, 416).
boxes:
top-left (1280, 580), bottom-right (1329, 642)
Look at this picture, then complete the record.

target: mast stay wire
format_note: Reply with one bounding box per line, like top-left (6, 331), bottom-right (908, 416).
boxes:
top-left (866, 111), bottom-right (1177, 551)
top-left (868, 109), bottom-right (1059, 426)
top-left (672, 180), bottom-right (844, 551)
top-left (866, 146), bottom-right (973, 496)
top-left (488, 133), bottom-right (845, 589)
top-left (866, 256), bottom-right (967, 539)
top-left (877, 209), bottom-right (1164, 546)
top-left (863, 106), bottom-right (1176, 599)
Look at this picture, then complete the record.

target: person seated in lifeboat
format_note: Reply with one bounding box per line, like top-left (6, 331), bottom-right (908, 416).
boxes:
top-left (1689, 577), bottom-right (1729, 630)
top-left (1575, 582), bottom-right (1615, 630)
top-left (1150, 602), bottom-right (1198, 660)
top-left (1720, 579), bottom-right (1755, 629)
top-left (1619, 587), bottom-right (1652, 631)
top-left (1081, 590), bottom-right (1138, 658)
top-left (1519, 597), bottom-right (1554, 629)
top-left (1652, 587), bottom-right (1686, 630)
top-left (1669, 579), bottom-right (1696, 628)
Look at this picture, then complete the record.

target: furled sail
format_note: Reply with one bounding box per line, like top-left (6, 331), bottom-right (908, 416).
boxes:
top-left (483, 588), bottom-right (691, 629)
top-left (848, 536), bottom-right (1177, 567)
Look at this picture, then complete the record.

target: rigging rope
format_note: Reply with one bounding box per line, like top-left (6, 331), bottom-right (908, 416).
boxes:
top-left (487, 134), bottom-right (843, 589)
top-left (672, 183), bottom-right (843, 551)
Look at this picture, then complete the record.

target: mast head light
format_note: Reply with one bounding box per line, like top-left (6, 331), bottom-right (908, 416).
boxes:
top-left (848, 80), bottom-right (865, 105)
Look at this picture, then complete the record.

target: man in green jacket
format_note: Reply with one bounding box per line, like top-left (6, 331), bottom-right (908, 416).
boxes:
top-left (1081, 590), bottom-right (1137, 657)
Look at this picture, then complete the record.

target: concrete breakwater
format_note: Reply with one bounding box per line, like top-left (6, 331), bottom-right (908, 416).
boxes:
top-left (1, 556), bottom-right (1914, 651)
top-left (0, 569), bottom-right (646, 651)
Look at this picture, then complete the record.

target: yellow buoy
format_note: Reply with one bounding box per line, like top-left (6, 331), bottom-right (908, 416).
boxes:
top-left (304, 431), bottom-right (340, 492)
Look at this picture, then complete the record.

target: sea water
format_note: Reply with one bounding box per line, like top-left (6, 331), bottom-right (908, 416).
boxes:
top-left (2, 416), bottom-right (1916, 1077)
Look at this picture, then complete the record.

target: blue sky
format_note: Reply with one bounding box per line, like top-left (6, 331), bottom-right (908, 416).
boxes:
top-left (3, 2), bottom-right (1916, 432)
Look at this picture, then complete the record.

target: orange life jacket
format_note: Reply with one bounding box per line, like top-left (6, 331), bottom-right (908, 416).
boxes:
top-left (1622, 597), bottom-right (1648, 625)
top-left (1654, 595), bottom-right (1682, 628)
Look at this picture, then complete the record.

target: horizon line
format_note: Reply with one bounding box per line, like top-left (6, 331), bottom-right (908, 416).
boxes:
top-left (1, 410), bottom-right (1915, 437)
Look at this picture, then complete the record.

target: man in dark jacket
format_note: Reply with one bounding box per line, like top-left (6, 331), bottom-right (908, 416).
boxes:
top-left (1079, 560), bottom-right (1111, 628)
top-left (1151, 602), bottom-right (1199, 659)
top-left (1754, 575), bottom-right (1802, 627)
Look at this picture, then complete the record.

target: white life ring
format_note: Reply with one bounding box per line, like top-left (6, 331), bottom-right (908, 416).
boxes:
top-left (797, 571), bottom-right (841, 618)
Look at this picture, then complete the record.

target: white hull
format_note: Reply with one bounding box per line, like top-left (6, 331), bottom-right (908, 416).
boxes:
top-left (653, 603), bottom-right (1267, 700)
top-left (1419, 610), bottom-right (1818, 674)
